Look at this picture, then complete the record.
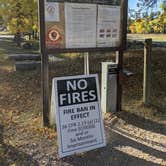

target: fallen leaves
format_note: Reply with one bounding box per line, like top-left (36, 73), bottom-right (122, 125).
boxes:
top-left (36, 127), bottom-right (57, 140)
top-left (0, 44), bottom-right (166, 165)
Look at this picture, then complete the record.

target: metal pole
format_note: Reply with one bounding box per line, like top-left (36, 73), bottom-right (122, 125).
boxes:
top-left (84, 52), bottom-right (89, 75)
top-left (143, 38), bottom-right (152, 105)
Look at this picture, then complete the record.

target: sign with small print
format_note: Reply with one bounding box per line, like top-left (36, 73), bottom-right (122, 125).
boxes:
top-left (51, 74), bottom-right (106, 158)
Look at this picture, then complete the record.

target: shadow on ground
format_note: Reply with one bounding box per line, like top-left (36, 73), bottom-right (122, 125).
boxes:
top-left (61, 111), bottom-right (166, 166)
top-left (0, 125), bottom-right (39, 166)
top-left (117, 111), bottom-right (166, 135)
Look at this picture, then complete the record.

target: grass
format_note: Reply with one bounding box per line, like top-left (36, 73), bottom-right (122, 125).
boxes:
top-left (0, 34), bottom-right (165, 116)
top-left (0, 34), bottom-right (166, 165)
top-left (0, 37), bottom-right (39, 55)
top-left (0, 45), bottom-right (14, 70)
top-left (0, 36), bottom-right (40, 73)
top-left (127, 33), bottom-right (166, 42)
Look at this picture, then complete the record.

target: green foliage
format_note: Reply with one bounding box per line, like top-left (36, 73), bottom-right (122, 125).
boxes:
top-left (0, 16), bottom-right (4, 26)
top-left (0, 0), bottom-right (38, 34)
top-left (129, 3), bottom-right (166, 34)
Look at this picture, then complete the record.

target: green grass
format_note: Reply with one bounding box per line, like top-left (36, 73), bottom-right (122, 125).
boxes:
top-left (0, 38), bottom-right (39, 55)
top-left (0, 45), bottom-right (13, 68)
top-left (0, 37), bottom-right (39, 71)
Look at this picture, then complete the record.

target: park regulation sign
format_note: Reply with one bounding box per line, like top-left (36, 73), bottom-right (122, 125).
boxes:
top-left (51, 74), bottom-right (106, 158)
top-left (39, 0), bottom-right (128, 53)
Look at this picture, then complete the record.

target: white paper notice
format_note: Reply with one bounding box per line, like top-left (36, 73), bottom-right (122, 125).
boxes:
top-left (45, 2), bottom-right (60, 22)
top-left (97, 5), bottom-right (120, 47)
top-left (65, 3), bottom-right (97, 48)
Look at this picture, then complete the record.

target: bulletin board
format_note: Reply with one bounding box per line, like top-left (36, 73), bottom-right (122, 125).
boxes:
top-left (39, 0), bottom-right (127, 53)
top-left (39, 0), bottom-right (128, 126)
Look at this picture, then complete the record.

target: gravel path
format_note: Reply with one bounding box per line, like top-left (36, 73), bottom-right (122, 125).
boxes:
top-left (1, 111), bottom-right (166, 166)
top-left (104, 113), bottom-right (166, 166)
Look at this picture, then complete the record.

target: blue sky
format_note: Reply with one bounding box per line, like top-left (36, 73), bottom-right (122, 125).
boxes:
top-left (128, 0), bottom-right (162, 10)
top-left (129, 0), bottom-right (138, 10)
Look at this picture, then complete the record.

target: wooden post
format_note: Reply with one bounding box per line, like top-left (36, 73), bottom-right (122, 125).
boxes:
top-left (115, 0), bottom-right (128, 112)
top-left (143, 39), bottom-right (152, 105)
top-left (84, 52), bottom-right (89, 75)
top-left (41, 54), bottom-right (50, 126)
top-left (120, 0), bottom-right (128, 50)
top-left (116, 50), bottom-right (123, 112)
top-left (39, 0), bottom-right (50, 126)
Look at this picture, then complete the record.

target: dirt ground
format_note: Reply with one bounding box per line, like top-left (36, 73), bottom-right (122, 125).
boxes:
top-left (0, 37), bottom-right (166, 166)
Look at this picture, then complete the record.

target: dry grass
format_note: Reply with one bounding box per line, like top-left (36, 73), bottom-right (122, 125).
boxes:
top-left (128, 34), bottom-right (166, 42)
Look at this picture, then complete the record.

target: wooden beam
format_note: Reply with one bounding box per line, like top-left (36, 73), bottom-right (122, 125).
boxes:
top-left (116, 50), bottom-right (123, 112)
top-left (39, 0), bottom-right (50, 126)
top-left (120, 0), bottom-right (128, 50)
top-left (115, 0), bottom-right (128, 112)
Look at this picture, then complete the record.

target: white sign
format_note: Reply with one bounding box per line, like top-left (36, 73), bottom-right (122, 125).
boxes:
top-left (97, 5), bottom-right (120, 47)
top-left (51, 75), bottom-right (106, 158)
top-left (45, 1), bottom-right (60, 22)
top-left (65, 3), bottom-right (97, 48)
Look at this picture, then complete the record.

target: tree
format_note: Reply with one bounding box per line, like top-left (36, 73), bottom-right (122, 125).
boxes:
top-left (128, 0), bottom-right (166, 34)
top-left (137, 0), bottom-right (158, 12)
top-left (160, 3), bottom-right (166, 32)
top-left (0, 0), bottom-right (38, 36)
top-left (0, 16), bottom-right (4, 26)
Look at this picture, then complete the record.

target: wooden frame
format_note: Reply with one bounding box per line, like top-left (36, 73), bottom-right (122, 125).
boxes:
top-left (39, 0), bottom-right (128, 126)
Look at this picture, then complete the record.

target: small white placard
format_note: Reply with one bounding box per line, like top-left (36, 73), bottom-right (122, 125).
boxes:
top-left (51, 74), bottom-right (106, 158)
top-left (45, 1), bottom-right (60, 22)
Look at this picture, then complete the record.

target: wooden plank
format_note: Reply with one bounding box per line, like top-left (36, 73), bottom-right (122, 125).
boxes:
top-left (45, 47), bottom-right (125, 54)
top-left (143, 38), bottom-right (152, 105)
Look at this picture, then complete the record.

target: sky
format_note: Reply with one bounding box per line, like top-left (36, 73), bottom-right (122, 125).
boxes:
top-left (129, 0), bottom-right (138, 10)
top-left (128, 0), bottom-right (162, 11)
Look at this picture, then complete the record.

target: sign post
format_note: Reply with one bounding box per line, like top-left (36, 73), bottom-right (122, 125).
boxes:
top-left (51, 75), bottom-right (106, 158)
top-left (39, 0), bottom-right (50, 126)
top-left (143, 39), bottom-right (152, 105)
